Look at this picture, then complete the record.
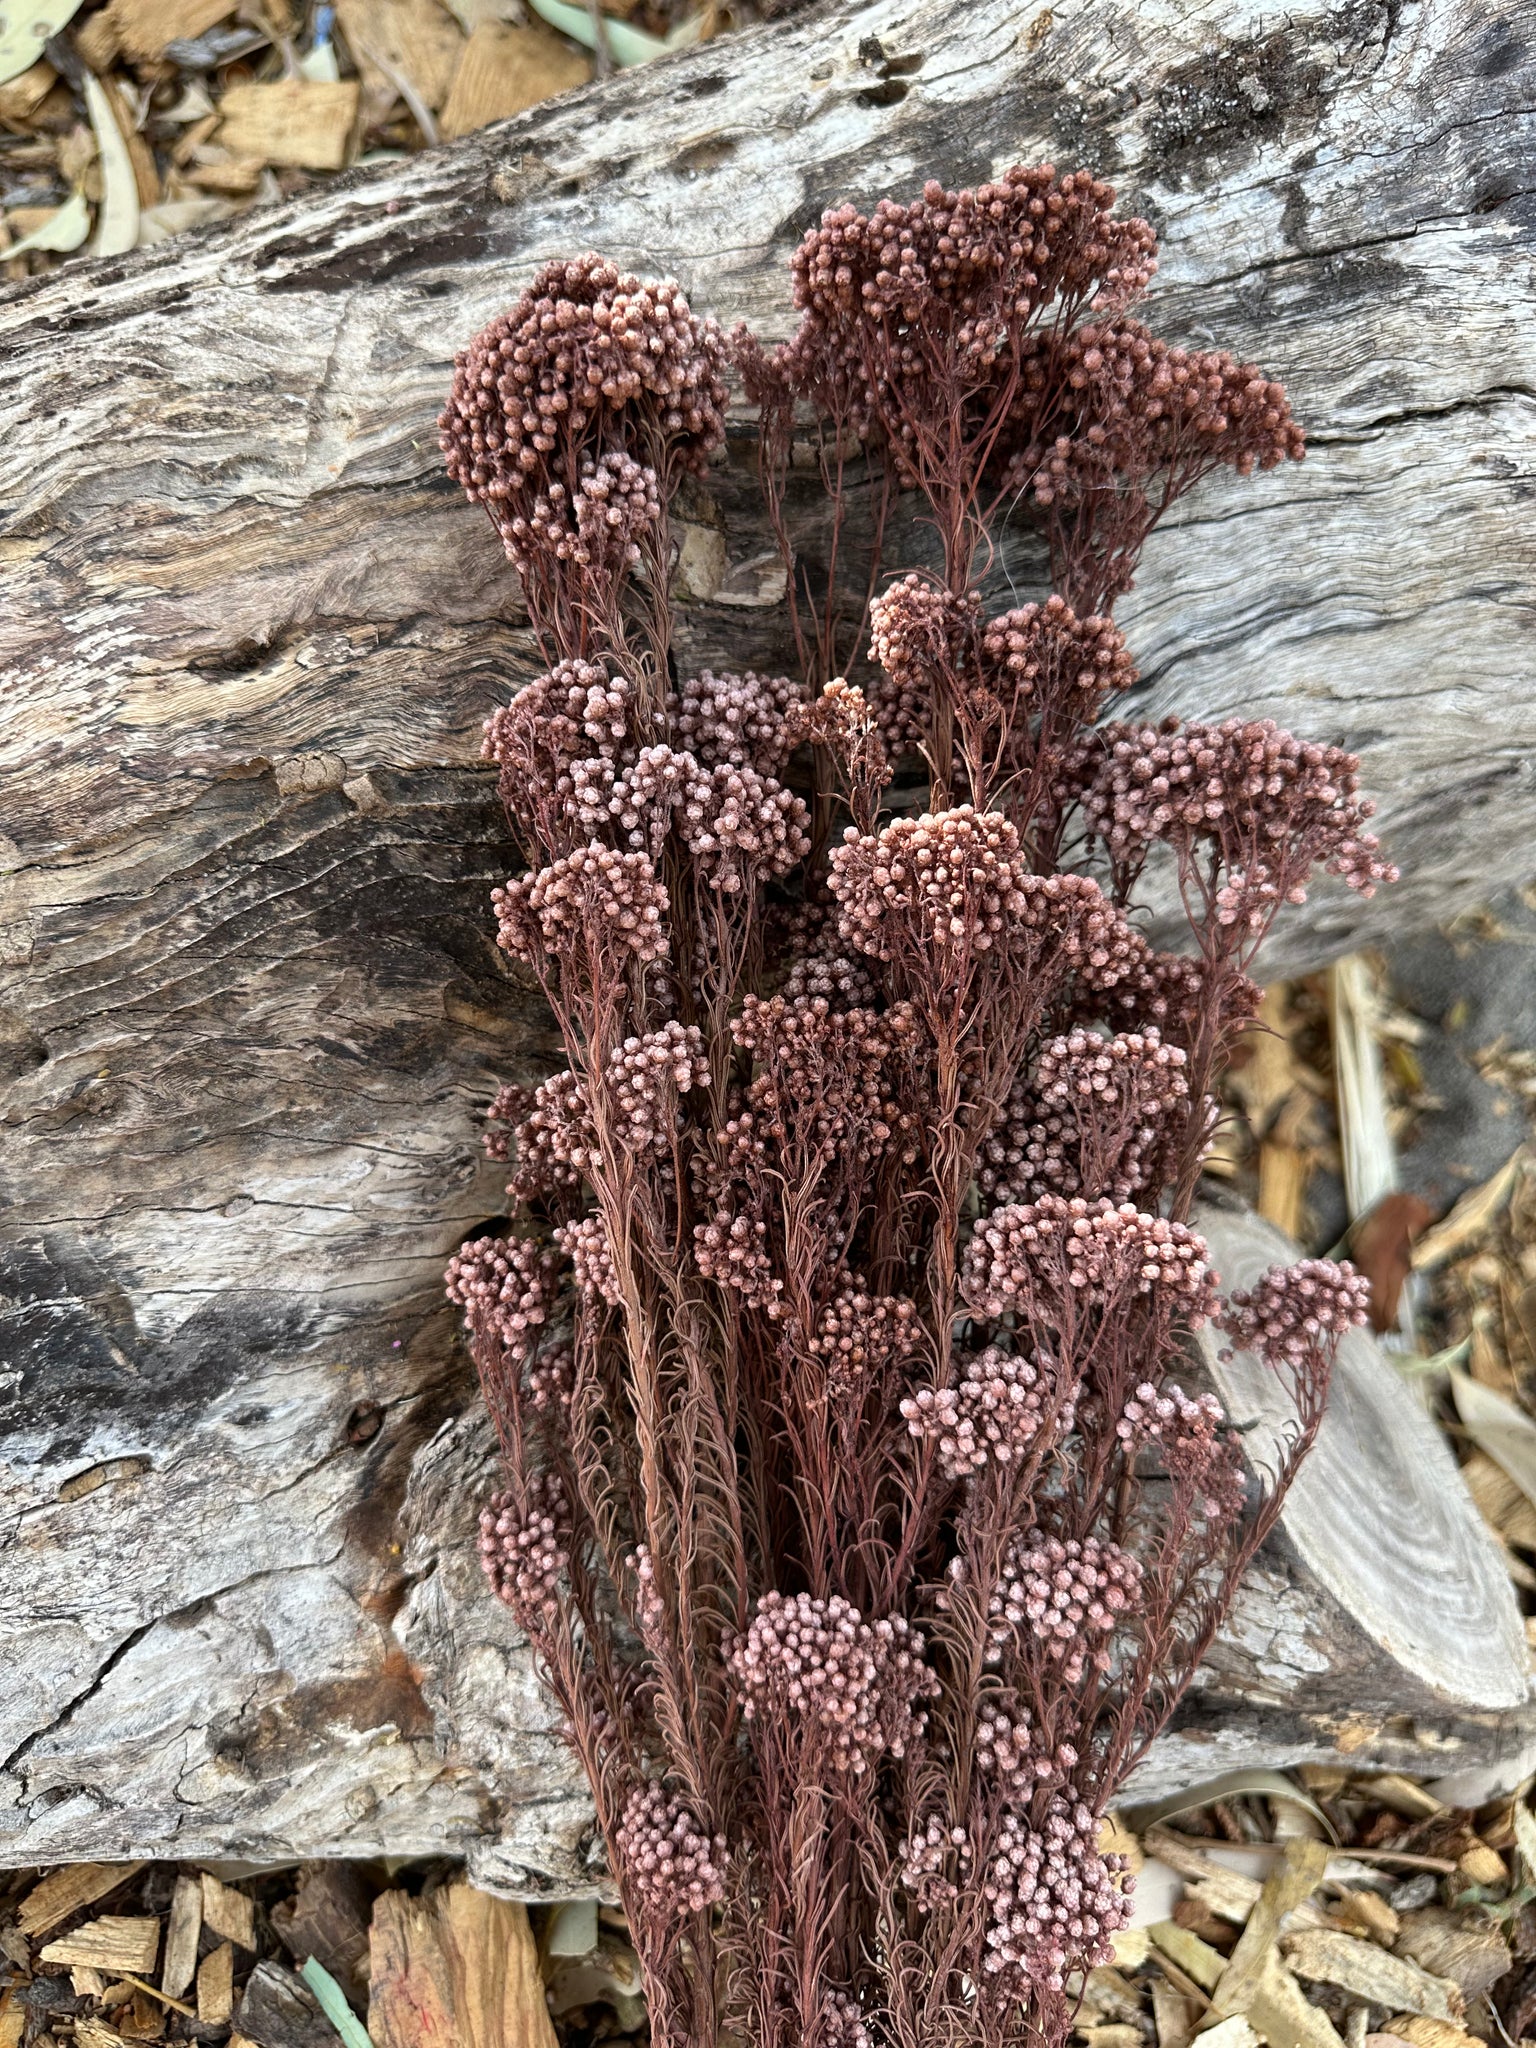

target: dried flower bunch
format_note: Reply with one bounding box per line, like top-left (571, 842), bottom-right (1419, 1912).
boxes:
top-left (437, 166), bottom-right (1386, 2048)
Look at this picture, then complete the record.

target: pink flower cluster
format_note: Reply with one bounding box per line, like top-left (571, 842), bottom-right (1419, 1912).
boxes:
top-left (776, 169), bottom-right (1158, 469)
top-left (615, 1782), bottom-right (728, 1920)
top-left (733, 995), bottom-right (909, 1156)
top-left (867, 576), bottom-right (979, 752)
top-left (980, 1028), bottom-right (1190, 1205)
top-left (1012, 319), bottom-right (1304, 506)
top-left (901, 1346), bottom-right (1073, 1479)
top-left (445, 1235), bottom-right (560, 1362)
top-left (508, 1070), bottom-right (593, 1200)
top-left (668, 668), bottom-right (801, 774)
top-left (555, 1213), bottom-right (622, 1307)
top-left (526, 1342), bottom-right (575, 1422)
top-left (569, 744), bottom-right (696, 857)
top-left (899, 1811), bottom-right (972, 1910)
top-left (1118, 1380), bottom-right (1246, 1522)
top-left (820, 1990), bottom-right (872, 2048)
top-left (496, 844), bottom-right (670, 967)
top-left (961, 1196), bottom-right (1214, 1322)
top-left (988, 1534), bottom-right (1142, 1680)
top-left (727, 1592), bottom-right (938, 1774)
top-left (678, 762), bottom-right (810, 894)
top-left (975, 1699), bottom-right (1077, 1794)
top-left (982, 1796), bottom-right (1134, 1992)
top-left (439, 256), bottom-right (727, 572)
top-left (693, 1196), bottom-right (781, 1312)
top-left (479, 1473), bottom-right (570, 1628)
top-left (606, 1022), bottom-right (711, 1155)
top-left (979, 596), bottom-right (1135, 728)
top-left (829, 807), bottom-right (1031, 962)
top-left (807, 1287), bottom-right (923, 1397)
top-left (482, 659), bottom-right (631, 837)
top-left (1220, 1258), bottom-right (1372, 1371)
top-left (1080, 718), bottom-right (1396, 923)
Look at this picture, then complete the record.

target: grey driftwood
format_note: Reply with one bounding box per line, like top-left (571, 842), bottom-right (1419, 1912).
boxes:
top-left (3, 0), bottom-right (1534, 1883)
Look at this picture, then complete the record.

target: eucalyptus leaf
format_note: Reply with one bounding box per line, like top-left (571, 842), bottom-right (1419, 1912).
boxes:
top-left (4, 187), bottom-right (89, 257)
top-left (0, 0), bottom-right (82, 86)
top-left (299, 1956), bottom-right (374, 2048)
top-left (525, 0), bottom-right (699, 67)
top-left (1122, 1768), bottom-right (1339, 1844)
top-left (1451, 1368), bottom-right (1536, 1514)
top-left (84, 72), bottom-right (139, 258)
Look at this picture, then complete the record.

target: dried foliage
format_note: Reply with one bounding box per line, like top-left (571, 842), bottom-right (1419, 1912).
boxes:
top-left (436, 168), bottom-right (1388, 2048)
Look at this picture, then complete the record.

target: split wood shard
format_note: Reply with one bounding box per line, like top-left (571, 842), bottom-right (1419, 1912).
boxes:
top-left (161, 1873), bottom-right (203, 1999)
top-left (201, 1873), bottom-right (257, 1950)
top-left (17, 1865), bottom-right (148, 1939)
top-left (198, 1940), bottom-right (235, 2025)
top-left (38, 1917), bottom-right (160, 1976)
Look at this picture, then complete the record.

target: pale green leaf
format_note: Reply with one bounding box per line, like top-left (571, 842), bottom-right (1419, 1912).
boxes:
top-left (4, 187), bottom-right (90, 257)
top-left (0, 0), bottom-right (82, 86)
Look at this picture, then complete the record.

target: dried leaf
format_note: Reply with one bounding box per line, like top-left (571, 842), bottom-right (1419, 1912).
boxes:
top-left (1127, 1773), bottom-right (1338, 1845)
top-left (1451, 1370), bottom-right (1536, 1517)
top-left (1149, 1922), bottom-right (1224, 1993)
top-left (84, 70), bottom-right (140, 255)
top-left (1210, 1839), bottom-right (1331, 2022)
top-left (1413, 1149), bottom-right (1529, 1270)
top-left (299, 1958), bottom-right (373, 2048)
top-left (1352, 1192), bottom-right (1435, 1333)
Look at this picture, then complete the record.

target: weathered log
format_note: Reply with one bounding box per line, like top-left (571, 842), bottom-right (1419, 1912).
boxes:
top-left (2, 0), bottom-right (1534, 1879)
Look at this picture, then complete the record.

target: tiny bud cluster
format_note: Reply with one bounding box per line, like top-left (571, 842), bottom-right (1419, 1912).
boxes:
top-left (606, 1022), bottom-right (711, 1155)
top-left (867, 576), bottom-right (980, 752)
top-left (980, 1027), bottom-right (1189, 1205)
top-left (807, 1287), bottom-right (923, 1397)
top-left (962, 1196), bottom-right (1214, 1322)
top-left (1221, 1258), bottom-right (1372, 1370)
top-left (979, 596), bottom-right (1135, 726)
top-left (1118, 1380), bottom-right (1246, 1522)
top-left (496, 844), bottom-right (670, 966)
top-left (679, 761), bottom-right (811, 893)
top-left (615, 1782), bottom-right (728, 1919)
top-left (445, 1236), bottom-right (559, 1362)
top-left (555, 1213), bottom-right (622, 1307)
top-left (668, 668), bottom-right (802, 773)
top-left (975, 1699), bottom-right (1077, 1793)
top-left (988, 1534), bottom-right (1142, 1680)
top-left (830, 807), bottom-right (1031, 961)
top-left (820, 1991), bottom-right (873, 2048)
top-left (982, 1797), bottom-right (1134, 1992)
top-left (728, 1592), bottom-right (939, 1774)
top-left (1081, 718), bottom-right (1396, 922)
top-left (440, 255), bottom-right (727, 573)
top-left (479, 1473), bottom-right (570, 1628)
top-left (899, 1812), bottom-right (973, 1910)
top-left (902, 1346), bottom-right (1073, 1479)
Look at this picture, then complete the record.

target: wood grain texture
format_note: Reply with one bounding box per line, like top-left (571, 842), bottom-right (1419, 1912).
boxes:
top-left (2, 0), bottom-right (1534, 1874)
